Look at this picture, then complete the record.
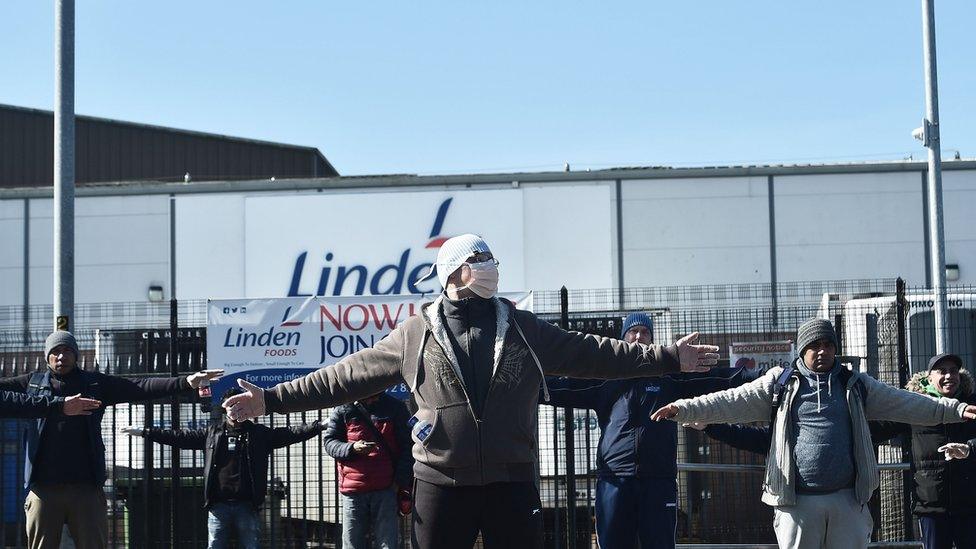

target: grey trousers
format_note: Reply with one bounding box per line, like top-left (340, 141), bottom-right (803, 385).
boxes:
top-left (773, 489), bottom-right (873, 549)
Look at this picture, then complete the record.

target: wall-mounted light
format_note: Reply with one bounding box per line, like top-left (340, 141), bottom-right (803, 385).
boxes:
top-left (946, 264), bottom-right (960, 282)
top-left (148, 285), bottom-right (165, 302)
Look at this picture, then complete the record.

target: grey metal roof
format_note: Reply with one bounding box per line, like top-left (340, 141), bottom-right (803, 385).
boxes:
top-left (0, 103), bottom-right (338, 189)
top-left (1, 158), bottom-right (974, 199)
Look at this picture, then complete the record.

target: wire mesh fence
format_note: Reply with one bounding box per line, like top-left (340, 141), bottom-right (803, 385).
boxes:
top-left (1, 278), bottom-right (973, 547)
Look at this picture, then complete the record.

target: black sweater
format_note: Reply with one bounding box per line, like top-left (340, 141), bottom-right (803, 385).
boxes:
top-left (441, 296), bottom-right (496, 417)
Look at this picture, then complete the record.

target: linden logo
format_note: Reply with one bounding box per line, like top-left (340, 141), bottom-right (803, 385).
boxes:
top-left (288, 198), bottom-right (455, 297)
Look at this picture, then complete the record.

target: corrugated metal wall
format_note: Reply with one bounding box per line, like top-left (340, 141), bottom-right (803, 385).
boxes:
top-left (0, 104), bottom-right (337, 188)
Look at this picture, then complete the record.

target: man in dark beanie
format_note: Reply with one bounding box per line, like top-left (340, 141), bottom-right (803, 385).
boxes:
top-left (653, 317), bottom-right (976, 549)
top-left (0, 330), bottom-right (223, 549)
top-left (544, 311), bottom-right (755, 549)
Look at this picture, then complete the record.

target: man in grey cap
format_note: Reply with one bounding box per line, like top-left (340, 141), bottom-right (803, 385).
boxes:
top-left (225, 233), bottom-right (721, 549)
top-left (652, 318), bottom-right (976, 549)
top-left (0, 330), bottom-right (223, 549)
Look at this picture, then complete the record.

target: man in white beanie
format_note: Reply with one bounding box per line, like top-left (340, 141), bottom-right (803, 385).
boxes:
top-left (225, 233), bottom-right (720, 549)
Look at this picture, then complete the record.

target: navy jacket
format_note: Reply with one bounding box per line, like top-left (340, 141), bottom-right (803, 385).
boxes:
top-left (0, 390), bottom-right (64, 419)
top-left (545, 368), bottom-right (755, 478)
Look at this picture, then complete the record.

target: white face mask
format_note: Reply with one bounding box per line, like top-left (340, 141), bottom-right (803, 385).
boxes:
top-left (462, 260), bottom-right (499, 299)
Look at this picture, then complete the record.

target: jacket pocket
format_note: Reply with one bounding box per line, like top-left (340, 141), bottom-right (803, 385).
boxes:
top-left (914, 468), bottom-right (944, 507)
top-left (417, 402), bottom-right (478, 469)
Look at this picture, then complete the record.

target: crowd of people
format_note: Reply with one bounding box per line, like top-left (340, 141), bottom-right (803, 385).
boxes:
top-left (3, 233), bottom-right (975, 549)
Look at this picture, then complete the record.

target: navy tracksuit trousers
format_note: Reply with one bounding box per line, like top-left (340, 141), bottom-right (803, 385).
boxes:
top-left (596, 476), bottom-right (677, 549)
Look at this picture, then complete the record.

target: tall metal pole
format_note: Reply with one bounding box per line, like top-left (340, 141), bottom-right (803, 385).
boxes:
top-left (54, 0), bottom-right (75, 332)
top-left (921, 0), bottom-right (948, 353)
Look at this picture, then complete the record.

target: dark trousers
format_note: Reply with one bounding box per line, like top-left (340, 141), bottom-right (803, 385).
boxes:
top-left (411, 479), bottom-right (543, 549)
top-left (919, 514), bottom-right (976, 549)
top-left (595, 476), bottom-right (677, 549)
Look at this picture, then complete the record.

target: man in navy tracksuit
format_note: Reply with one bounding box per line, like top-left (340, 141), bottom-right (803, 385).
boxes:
top-left (546, 313), bottom-right (754, 549)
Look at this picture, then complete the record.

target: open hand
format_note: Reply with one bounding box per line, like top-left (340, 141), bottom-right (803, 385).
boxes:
top-left (223, 379), bottom-right (266, 421)
top-left (682, 422), bottom-right (708, 431)
top-left (651, 403), bottom-right (679, 422)
top-left (186, 369), bottom-right (225, 389)
top-left (962, 404), bottom-right (976, 420)
top-left (119, 426), bottom-right (144, 436)
top-left (938, 442), bottom-right (971, 460)
top-left (676, 333), bottom-right (720, 373)
top-left (62, 394), bottom-right (101, 416)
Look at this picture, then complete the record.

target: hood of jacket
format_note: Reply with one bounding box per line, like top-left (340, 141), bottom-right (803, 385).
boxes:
top-left (906, 368), bottom-right (973, 399)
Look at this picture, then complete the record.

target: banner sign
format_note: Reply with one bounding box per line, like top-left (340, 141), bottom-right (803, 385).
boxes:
top-left (729, 341), bottom-right (795, 374)
top-left (207, 293), bottom-right (533, 401)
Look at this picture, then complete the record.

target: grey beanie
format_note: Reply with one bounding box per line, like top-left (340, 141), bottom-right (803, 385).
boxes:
top-left (45, 330), bottom-right (79, 358)
top-left (795, 318), bottom-right (837, 356)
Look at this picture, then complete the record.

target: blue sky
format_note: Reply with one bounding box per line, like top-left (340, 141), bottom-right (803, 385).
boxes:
top-left (1, 1), bottom-right (973, 176)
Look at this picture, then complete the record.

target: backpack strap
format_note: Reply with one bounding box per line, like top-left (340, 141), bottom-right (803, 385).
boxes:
top-left (770, 366), bottom-right (795, 425)
top-left (26, 371), bottom-right (51, 397)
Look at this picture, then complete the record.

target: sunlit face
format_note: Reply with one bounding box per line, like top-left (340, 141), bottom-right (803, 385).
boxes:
top-left (802, 338), bottom-right (836, 373)
top-left (624, 325), bottom-right (652, 345)
top-left (928, 361), bottom-right (961, 397)
top-left (47, 345), bottom-right (77, 375)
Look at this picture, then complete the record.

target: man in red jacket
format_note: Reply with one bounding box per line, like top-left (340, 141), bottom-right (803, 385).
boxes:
top-left (324, 392), bottom-right (413, 549)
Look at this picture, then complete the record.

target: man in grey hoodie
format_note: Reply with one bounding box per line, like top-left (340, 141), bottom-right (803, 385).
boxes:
top-left (225, 234), bottom-right (721, 549)
top-left (651, 318), bottom-right (976, 549)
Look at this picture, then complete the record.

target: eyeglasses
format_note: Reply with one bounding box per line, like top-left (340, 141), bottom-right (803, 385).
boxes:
top-left (467, 253), bottom-right (499, 267)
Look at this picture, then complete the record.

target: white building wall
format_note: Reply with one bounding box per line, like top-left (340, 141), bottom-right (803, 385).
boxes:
top-left (942, 170), bottom-right (976, 285)
top-left (522, 182), bottom-right (614, 292)
top-left (0, 199), bottom-right (25, 307)
top-left (620, 176), bottom-right (771, 287)
top-left (24, 195), bottom-right (170, 305)
top-left (175, 194), bottom-right (246, 300)
top-left (774, 171), bottom-right (926, 284)
top-left (3, 167), bottom-right (976, 308)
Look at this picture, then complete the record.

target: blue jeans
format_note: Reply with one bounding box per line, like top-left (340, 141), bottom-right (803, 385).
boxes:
top-left (596, 476), bottom-right (677, 549)
top-left (341, 487), bottom-right (398, 549)
top-left (208, 501), bottom-right (260, 549)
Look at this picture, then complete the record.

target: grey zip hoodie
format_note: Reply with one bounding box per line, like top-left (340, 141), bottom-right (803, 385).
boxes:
top-left (792, 359), bottom-right (855, 493)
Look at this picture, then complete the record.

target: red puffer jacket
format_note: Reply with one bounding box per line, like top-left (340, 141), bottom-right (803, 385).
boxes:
top-left (323, 394), bottom-right (413, 494)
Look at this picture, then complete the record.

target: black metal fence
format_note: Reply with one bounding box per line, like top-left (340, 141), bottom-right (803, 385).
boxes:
top-left (2, 278), bottom-right (973, 547)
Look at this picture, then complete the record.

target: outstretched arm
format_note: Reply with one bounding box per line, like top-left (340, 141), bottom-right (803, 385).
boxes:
top-left (125, 426), bottom-right (208, 450)
top-left (531, 315), bottom-right (719, 379)
top-left (226, 324), bottom-right (408, 420)
top-left (543, 377), bottom-right (607, 410)
top-left (651, 370), bottom-right (777, 425)
top-left (699, 423), bottom-right (771, 455)
top-left (101, 371), bottom-right (223, 406)
top-left (270, 421), bottom-right (325, 449)
top-left (862, 376), bottom-right (976, 424)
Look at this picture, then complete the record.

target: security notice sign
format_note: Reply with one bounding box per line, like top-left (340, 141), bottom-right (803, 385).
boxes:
top-left (729, 341), bottom-right (795, 375)
top-left (207, 293), bottom-right (533, 401)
